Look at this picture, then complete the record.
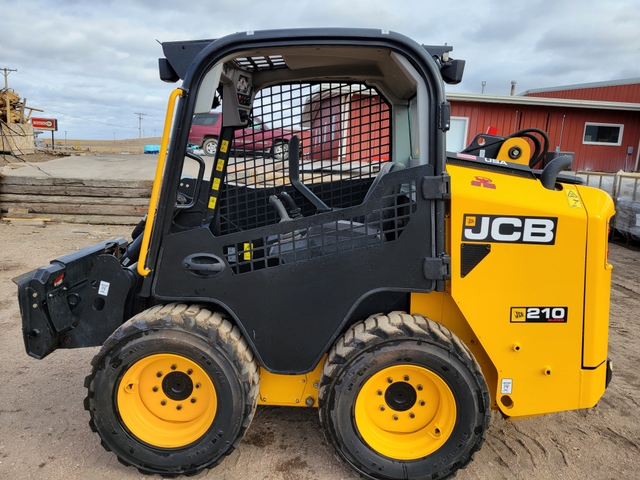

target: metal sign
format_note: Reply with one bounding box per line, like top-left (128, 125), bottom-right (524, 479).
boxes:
top-left (31, 117), bottom-right (58, 131)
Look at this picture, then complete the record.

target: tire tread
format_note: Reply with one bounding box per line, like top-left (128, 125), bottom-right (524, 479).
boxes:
top-left (318, 312), bottom-right (491, 480)
top-left (84, 303), bottom-right (259, 477)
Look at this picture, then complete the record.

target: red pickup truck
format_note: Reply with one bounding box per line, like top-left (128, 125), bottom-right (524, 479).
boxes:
top-left (189, 112), bottom-right (292, 159)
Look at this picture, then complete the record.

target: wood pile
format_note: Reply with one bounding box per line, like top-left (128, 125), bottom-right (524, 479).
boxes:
top-left (1, 88), bottom-right (42, 123)
top-left (1, 89), bottom-right (22, 123)
top-left (1, 88), bottom-right (44, 154)
top-left (0, 176), bottom-right (152, 225)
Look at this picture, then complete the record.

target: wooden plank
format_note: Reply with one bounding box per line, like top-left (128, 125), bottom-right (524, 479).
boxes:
top-left (41, 214), bottom-right (142, 225)
top-left (7, 207), bottom-right (29, 214)
top-left (2, 219), bottom-right (46, 226)
top-left (2, 212), bottom-right (141, 225)
top-left (0, 176), bottom-right (153, 188)
top-left (0, 184), bottom-right (152, 197)
top-left (2, 216), bottom-right (52, 221)
top-left (0, 193), bottom-right (150, 206)
top-left (0, 203), bottom-right (147, 216)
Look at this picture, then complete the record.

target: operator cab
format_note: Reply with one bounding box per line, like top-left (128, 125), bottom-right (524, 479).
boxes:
top-left (166, 41), bottom-right (461, 241)
top-left (166, 44), bottom-right (454, 274)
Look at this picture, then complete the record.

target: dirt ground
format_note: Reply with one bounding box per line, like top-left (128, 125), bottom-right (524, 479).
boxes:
top-left (0, 223), bottom-right (638, 480)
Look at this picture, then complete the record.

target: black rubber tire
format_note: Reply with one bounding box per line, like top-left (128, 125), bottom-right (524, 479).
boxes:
top-left (318, 312), bottom-right (490, 480)
top-left (202, 138), bottom-right (218, 157)
top-left (272, 140), bottom-right (289, 161)
top-left (84, 303), bottom-right (259, 477)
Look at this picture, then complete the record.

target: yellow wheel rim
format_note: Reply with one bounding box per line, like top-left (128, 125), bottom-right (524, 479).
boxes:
top-left (117, 353), bottom-right (217, 448)
top-left (354, 364), bottom-right (456, 460)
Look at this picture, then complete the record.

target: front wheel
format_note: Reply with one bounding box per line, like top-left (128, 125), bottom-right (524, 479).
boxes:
top-left (84, 304), bottom-right (259, 476)
top-left (202, 137), bottom-right (219, 157)
top-left (318, 312), bottom-right (490, 480)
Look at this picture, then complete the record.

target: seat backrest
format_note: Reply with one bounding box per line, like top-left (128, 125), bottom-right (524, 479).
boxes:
top-left (363, 162), bottom-right (404, 204)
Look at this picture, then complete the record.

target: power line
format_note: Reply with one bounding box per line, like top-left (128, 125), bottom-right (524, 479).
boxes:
top-left (43, 107), bottom-right (137, 130)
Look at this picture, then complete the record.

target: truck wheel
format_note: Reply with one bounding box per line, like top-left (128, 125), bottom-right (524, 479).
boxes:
top-left (203, 138), bottom-right (218, 156)
top-left (84, 303), bottom-right (259, 477)
top-left (318, 312), bottom-right (490, 480)
top-left (272, 140), bottom-right (289, 161)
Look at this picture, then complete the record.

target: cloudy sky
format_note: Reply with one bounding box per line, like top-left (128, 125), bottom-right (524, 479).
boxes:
top-left (4, 0), bottom-right (640, 140)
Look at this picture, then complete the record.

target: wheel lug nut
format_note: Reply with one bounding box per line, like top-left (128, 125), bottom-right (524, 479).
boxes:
top-left (176, 404), bottom-right (182, 410)
top-left (377, 390), bottom-right (382, 396)
top-left (195, 383), bottom-right (201, 389)
top-left (387, 377), bottom-right (393, 384)
top-left (409, 412), bottom-right (415, 419)
top-left (187, 369), bottom-right (193, 375)
top-left (161, 400), bottom-right (166, 406)
top-left (152, 386), bottom-right (158, 392)
top-left (171, 364), bottom-right (177, 370)
top-left (404, 375), bottom-right (410, 381)
top-left (393, 415), bottom-right (399, 421)
top-left (379, 405), bottom-right (386, 411)
top-left (191, 398), bottom-right (197, 403)
top-left (156, 371), bottom-right (162, 378)
top-left (420, 400), bottom-right (426, 406)
top-left (417, 385), bottom-right (423, 391)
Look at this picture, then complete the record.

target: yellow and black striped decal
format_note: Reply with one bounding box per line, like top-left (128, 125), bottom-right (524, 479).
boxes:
top-left (207, 128), bottom-right (234, 213)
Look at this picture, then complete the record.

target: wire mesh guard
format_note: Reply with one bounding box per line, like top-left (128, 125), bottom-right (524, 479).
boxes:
top-left (208, 82), bottom-right (417, 273)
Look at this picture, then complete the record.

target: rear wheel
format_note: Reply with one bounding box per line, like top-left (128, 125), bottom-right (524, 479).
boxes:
top-left (84, 303), bottom-right (259, 476)
top-left (203, 137), bottom-right (218, 156)
top-left (318, 312), bottom-right (490, 480)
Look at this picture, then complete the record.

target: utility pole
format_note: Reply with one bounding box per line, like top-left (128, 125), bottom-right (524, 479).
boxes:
top-left (134, 112), bottom-right (147, 153)
top-left (2, 67), bottom-right (17, 124)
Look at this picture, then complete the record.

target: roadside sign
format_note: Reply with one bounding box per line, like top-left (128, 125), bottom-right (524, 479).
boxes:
top-left (31, 117), bottom-right (58, 131)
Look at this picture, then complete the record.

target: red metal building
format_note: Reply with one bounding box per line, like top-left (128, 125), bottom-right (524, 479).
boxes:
top-left (448, 78), bottom-right (640, 172)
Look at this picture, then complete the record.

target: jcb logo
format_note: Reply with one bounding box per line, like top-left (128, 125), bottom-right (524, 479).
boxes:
top-left (462, 215), bottom-right (557, 245)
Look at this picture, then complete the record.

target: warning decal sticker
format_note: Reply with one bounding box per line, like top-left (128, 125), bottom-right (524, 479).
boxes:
top-left (564, 187), bottom-right (583, 209)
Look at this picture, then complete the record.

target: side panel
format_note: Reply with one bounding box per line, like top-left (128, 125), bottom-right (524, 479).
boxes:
top-left (578, 185), bottom-right (614, 369)
top-left (153, 165), bottom-right (439, 374)
top-left (257, 355), bottom-right (325, 407)
top-left (410, 291), bottom-right (499, 409)
top-left (447, 164), bottom-right (590, 418)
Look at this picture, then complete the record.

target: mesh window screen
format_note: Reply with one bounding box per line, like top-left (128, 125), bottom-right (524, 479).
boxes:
top-left (200, 81), bottom-right (418, 273)
top-left (217, 83), bottom-right (391, 234)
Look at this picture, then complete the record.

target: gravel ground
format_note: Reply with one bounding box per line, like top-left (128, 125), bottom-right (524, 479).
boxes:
top-left (0, 223), bottom-right (638, 480)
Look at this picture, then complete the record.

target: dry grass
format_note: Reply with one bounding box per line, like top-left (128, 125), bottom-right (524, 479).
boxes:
top-left (40, 137), bottom-right (163, 154)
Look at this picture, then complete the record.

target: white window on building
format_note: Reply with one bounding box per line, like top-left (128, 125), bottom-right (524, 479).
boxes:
top-left (583, 123), bottom-right (624, 146)
top-left (447, 117), bottom-right (469, 152)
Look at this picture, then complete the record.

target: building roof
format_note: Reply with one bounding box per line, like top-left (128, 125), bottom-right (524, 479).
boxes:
top-left (518, 77), bottom-right (640, 96)
top-left (446, 92), bottom-right (640, 112)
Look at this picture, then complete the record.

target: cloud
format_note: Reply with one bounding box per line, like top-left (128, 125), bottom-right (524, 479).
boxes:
top-left (6, 0), bottom-right (640, 138)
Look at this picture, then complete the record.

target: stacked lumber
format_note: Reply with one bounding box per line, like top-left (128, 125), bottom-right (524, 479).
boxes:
top-left (1, 88), bottom-right (43, 154)
top-left (0, 176), bottom-right (152, 225)
top-left (1, 89), bottom-right (22, 123)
